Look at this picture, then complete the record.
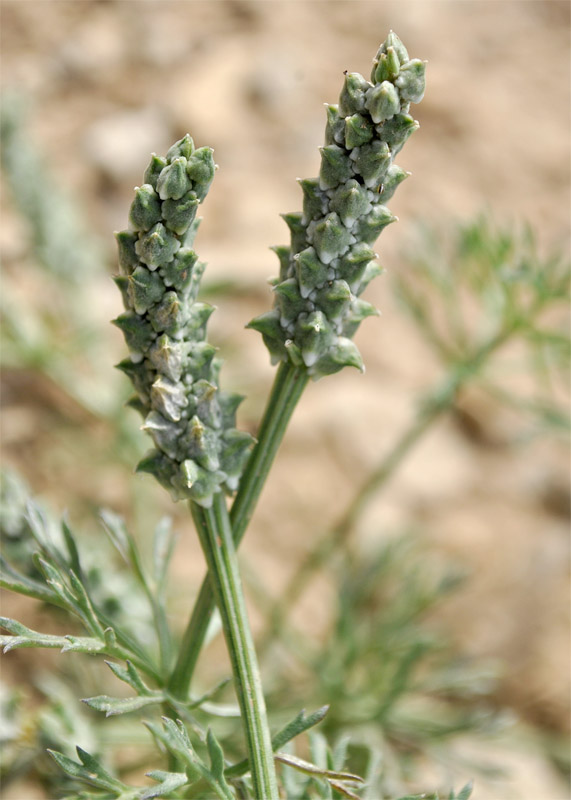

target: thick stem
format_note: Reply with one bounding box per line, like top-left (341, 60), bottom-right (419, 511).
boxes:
top-left (191, 494), bottom-right (278, 800)
top-left (168, 361), bottom-right (308, 699)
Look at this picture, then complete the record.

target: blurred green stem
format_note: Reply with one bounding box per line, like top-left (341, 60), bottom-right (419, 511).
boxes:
top-left (190, 494), bottom-right (278, 800)
top-left (168, 361), bottom-right (309, 699)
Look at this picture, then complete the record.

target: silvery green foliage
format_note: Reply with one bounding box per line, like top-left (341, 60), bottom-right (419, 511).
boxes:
top-left (113, 136), bottom-right (254, 507)
top-left (249, 32), bottom-right (425, 379)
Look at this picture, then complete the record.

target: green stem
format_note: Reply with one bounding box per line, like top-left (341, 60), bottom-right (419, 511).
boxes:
top-left (168, 361), bottom-right (308, 699)
top-left (190, 493), bottom-right (278, 800)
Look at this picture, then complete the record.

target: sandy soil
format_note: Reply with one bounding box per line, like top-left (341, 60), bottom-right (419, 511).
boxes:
top-left (1, 2), bottom-right (570, 798)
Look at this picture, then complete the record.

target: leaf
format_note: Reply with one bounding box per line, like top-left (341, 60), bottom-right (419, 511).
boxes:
top-left (0, 617), bottom-right (102, 654)
top-left (142, 770), bottom-right (188, 799)
top-left (206, 729), bottom-right (234, 799)
top-left (48, 746), bottom-right (128, 793)
top-left (99, 509), bottom-right (130, 562)
top-left (82, 693), bottom-right (163, 717)
top-left (275, 752), bottom-right (364, 783)
top-left (0, 555), bottom-right (59, 606)
top-left (273, 706), bottom-right (330, 751)
top-left (452, 782), bottom-right (474, 800)
top-left (106, 659), bottom-right (153, 695)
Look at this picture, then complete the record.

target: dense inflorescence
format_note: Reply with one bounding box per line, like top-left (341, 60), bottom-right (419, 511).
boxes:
top-left (249, 31), bottom-right (426, 379)
top-left (113, 135), bottom-right (254, 506)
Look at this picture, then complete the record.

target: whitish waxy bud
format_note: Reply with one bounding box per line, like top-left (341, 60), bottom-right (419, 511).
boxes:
top-left (135, 223), bottom-right (181, 269)
top-left (143, 154), bottom-right (167, 189)
top-left (395, 59), bottom-right (426, 103)
top-left (162, 191), bottom-right (199, 236)
top-left (115, 136), bottom-right (254, 505)
top-left (329, 179), bottom-right (371, 228)
top-left (129, 184), bottom-right (162, 232)
top-left (365, 81), bottom-right (400, 124)
top-left (324, 104), bottom-right (345, 145)
top-left (157, 157), bottom-right (191, 201)
top-left (166, 134), bottom-right (194, 161)
top-left (338, 72), bottom-right (369, 116)
top-left (294, 246), bottom-right (329, 298)
top-left (372, 47), bottom-right (400, 83)
top-left (344, 113), bottom-right (374, 149)
top-left (186, 147), bottom-right (216, 200)
top-left (310, 212), bottom-right (353, 265)
top-left (128, 266), bottom-right (165, 314)
top-left (352, 140), bottom-right (391, 188)
top-left (249, 31), bottom-right (424, 379)
top-left (319, 145), bottom-right (353, 189)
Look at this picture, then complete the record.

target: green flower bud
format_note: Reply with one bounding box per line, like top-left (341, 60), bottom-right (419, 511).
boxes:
top-left (299, 178), bottom-right (328, 223)
top-left (113, 274), bottom-right (130, 309)
top-left (220, 429), bottom-right (255, 491)
top-left (183, 416), bottom-right (220, 472)
top-left (296, 310), bottom-right (334, 368)
top-left (177, 461), bottom-right (223, 507)
top-left (395, 59), bottom-right (426, 103)
top-left (354, 204), bottom-right (396, 244)
top-left (338, 72), bottom-right (369, 116)
top-left (137, 449), bottom-right (178, 492)
top-left (314, 279), bottom-right (352, 323)
top-left (127, 266), bottom-right (165, 315)
top-left (344, 113), bottom-right (374, 149)
top-left (329, 179), bottom-right (371, 227)
top-left (355, 260), bottom-right (383, 296)
top-left (166, 134), bottom-right (194, 161)
top-left (310, 213), bottom-right (353, 265)
top-left (116, 358), bottom-right (153, 403)
top-left (319, 145), bottom-right (353, 190)
top-left (149, 334), bottom-right (185, 382)
top-left (186, 302), bottom-right (215, 340)
top-left (270, 245), bottom-right (292, 282)
top-left (186, 341), bottom-right (217, 380)
top-left (192, 379), bottom-right (220, 428)
top-left (115, 231), bottom-right (139, 274)
top-left (378, 114), bottom-right (419, 155)
top-left (312, 337), bottom-right (364, 377)
top-left (335, 243), bottom-right (377, 293)
top-left (157, 157), bottom-right (191, 201)
top-left (186, 147), bottom-right (216, 200)
top-left (112, 312), bottom-right (155, 359)
top-left (372, 47), bottom-right (400, 83)
top-left (375, 31), bottom-right (409, 67)
top-left (135, 223), bottom-right (181, 269)
top-left (352, 140), bottom-right (391, 189)
top-left (148, 291), bottom-right (188, 336)
top-left (342, 297), bottom-right (379, 338)
top-left (294, 246), bottom-right (329, 297)
top-left (218, 391), bottom-right (245, 429)
top-left (151, 376), bottom-right (188, 422)
top-left (129, 184), bottom-right (162, 232)
top-left (143, 154), bottom-right (167, 189)
top-left (365, 81), bottom-right (401, 124)
top-left (142, 411), bottom-right (182, 459)
top-left (274, 277), bottom-right (309, 323)
top-left (160, 248), bottom-right (198, 293)
top-left (378, 164), bottom-right (409, 202)
top-left (324, 104), bottom-right (345, 145)
top-left (281, 212), bottom-right (308, 253)
top-left (162, 191), bottom-right (199, 236)
top-left (246, 310), bottom-right (287, 364)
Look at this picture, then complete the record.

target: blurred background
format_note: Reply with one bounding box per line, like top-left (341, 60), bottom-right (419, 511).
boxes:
top-left (1, 1), bottom-right (569, 798)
